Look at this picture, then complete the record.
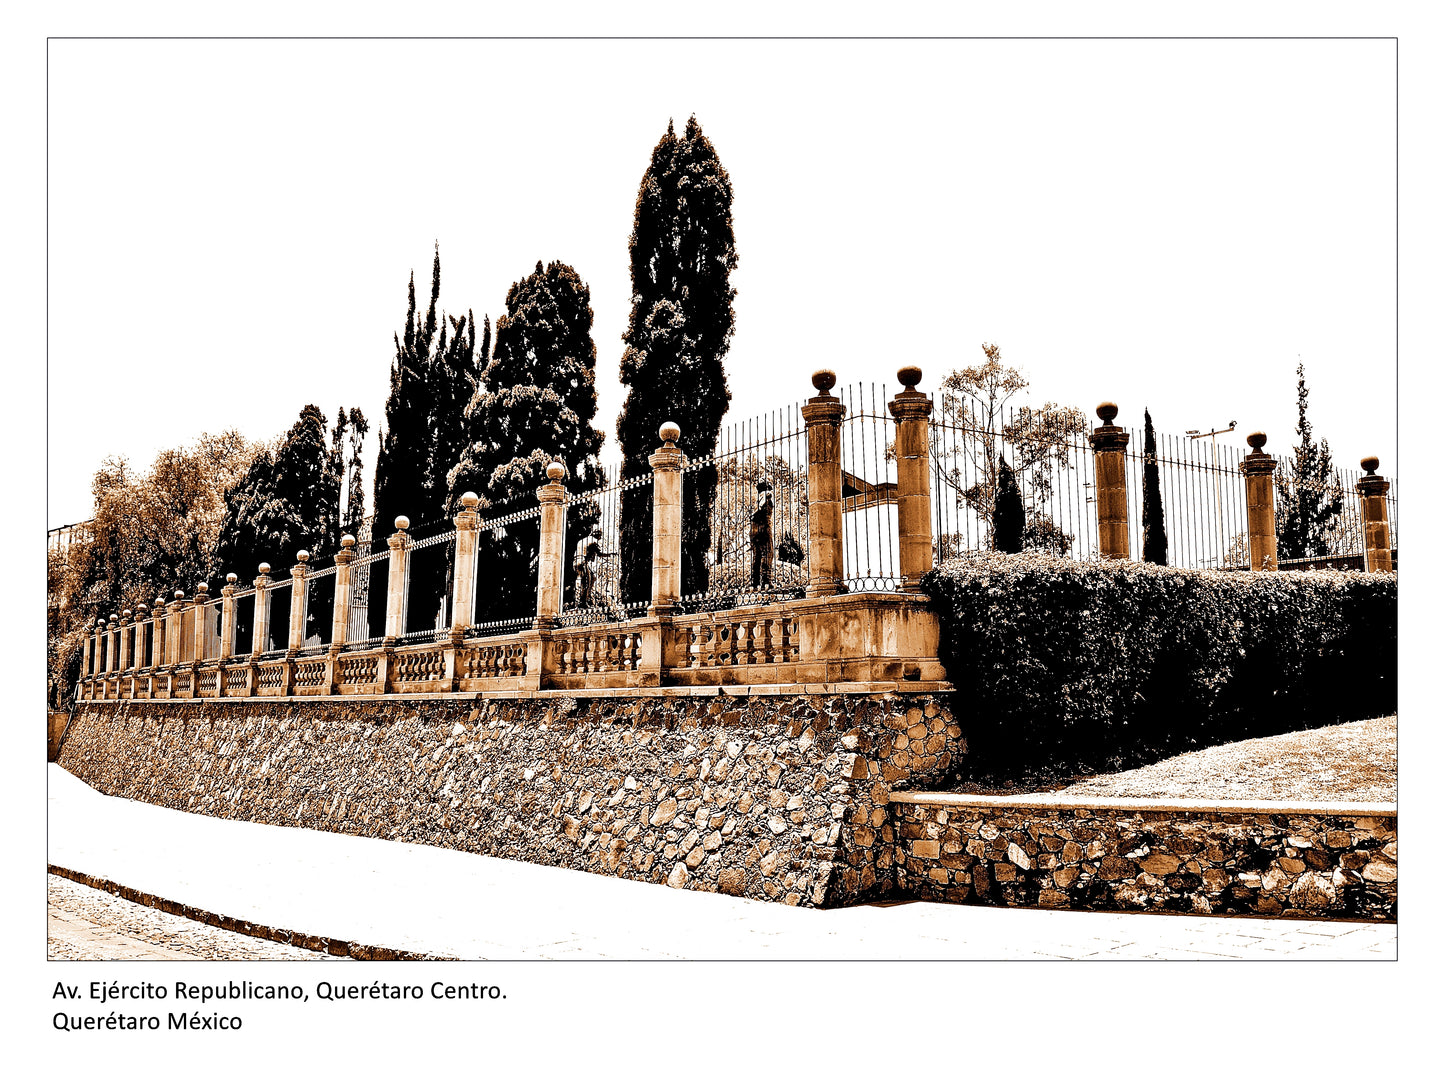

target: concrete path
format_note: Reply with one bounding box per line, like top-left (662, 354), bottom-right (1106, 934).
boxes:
top-left (48, 766), bottom-right (1395, 961)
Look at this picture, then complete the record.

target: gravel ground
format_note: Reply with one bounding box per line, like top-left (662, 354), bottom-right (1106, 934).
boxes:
top-left (47, 874), bottom-right (344, 960)
top-left (1053, 716), bottom-right (1397, 802)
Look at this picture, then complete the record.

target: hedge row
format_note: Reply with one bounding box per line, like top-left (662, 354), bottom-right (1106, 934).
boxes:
top-left (920, 553), bottom-right (1396, 770)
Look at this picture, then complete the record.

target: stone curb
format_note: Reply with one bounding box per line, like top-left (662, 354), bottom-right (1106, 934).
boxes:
top-left (889, 791), bottom-right (1398, 819)
top-left (46, 865), bottom-right (450, 961)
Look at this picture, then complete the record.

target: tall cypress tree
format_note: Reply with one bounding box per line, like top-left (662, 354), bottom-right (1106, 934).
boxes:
top-left (991, 457), bottom-right (1025, 554)
top-left (1141, 407), bottom-right (1168, 565)
top-left (1276, 360), bottom-right (1344, 559)
top-left (616, 116), bottom-right (738, 603)
top-left (372, 251), bottom-right (441, 542)
top-left (449, 261), bottom-right (606, 622)
top-left (343, 407), bottom-right (369, 531)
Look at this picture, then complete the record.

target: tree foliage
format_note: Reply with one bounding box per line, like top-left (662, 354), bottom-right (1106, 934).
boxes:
top-left (992, 458), bottom-right (1025, 553)
top-left (1141, 407), bottom-right (1168, 565)
top-left (214, 405), bottom-right (351, 649)
top-left (1276, 360), bottom-right (1346, 560)
top-left (616, 116), bottom-right (738, 603)
top-left (48, 432), bottom-right (257, 706)
top-left (448, 260), bottom-right (606, 621)
top-left (935, 343), bottom-right (1086, 548)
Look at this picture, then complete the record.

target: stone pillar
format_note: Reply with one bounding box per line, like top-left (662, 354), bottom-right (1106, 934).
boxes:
top-left (191, 583), bottom-right (212, 663)
top-left (648, 425), bottom-right (685, 616)
top-left (150, 599), bottom-right (165, 667)
top-left (802, 370), bottom-right (848, 597)
top-left (166, 592), bottom-right (185, 664)
top-left (220, 574), bottom-right (239, 658)
top-left (1089, 402), bottom-right (1131, 560)
top-left (535, 468), bottom-right (568, 626)
top-left (384, 518), bottom-right (411, 643)
top-left (888, 365), bottom-right (934, 590)
top-left (330, 536), bottom-right (357, 648)
top-left (121, 610), bottom-right (134, 671)
top-left (107, 615), bottom-right (120, 674)
top-left (1239, 432), bottom-right (1279, 572)
top-left (451, 494), bottom-right (481, 636)
top-left (82, 623), bottom-right (93, 677)
top-left (288, 552), bottom-right (310, 654)
top-left (1357, 457), bottom-right (1393, 574)
top-left (251, 564), bottom-right (273, 655)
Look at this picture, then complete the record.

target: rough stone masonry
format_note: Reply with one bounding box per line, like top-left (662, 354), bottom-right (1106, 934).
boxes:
top-left (60, 692), bottom-right (964, 908)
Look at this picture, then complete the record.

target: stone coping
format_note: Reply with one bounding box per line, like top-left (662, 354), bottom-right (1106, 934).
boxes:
top-left (889, 791), bottom-right (1397, 819)
top-left (80, 680), bottom-right (954, 704)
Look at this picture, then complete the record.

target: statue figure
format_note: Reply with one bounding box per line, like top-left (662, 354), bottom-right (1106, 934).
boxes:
top-left (749, 479), bottom-right (774, 588)
top-left (573, 529), bottom-right (613, 611)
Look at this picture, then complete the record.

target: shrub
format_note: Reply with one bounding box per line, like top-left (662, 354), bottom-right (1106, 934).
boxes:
top-left (921, 553), bottom-right (1396, 771)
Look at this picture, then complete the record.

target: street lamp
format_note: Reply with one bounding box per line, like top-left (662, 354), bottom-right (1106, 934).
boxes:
top-left (1186, 421), bottom-right (1236, 566)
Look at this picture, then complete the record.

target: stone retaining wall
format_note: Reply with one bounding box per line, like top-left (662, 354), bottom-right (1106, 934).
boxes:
top-left (59, 691), bottom-right (965, 909)
top-left (890, 793), bottom-right (1396, 920)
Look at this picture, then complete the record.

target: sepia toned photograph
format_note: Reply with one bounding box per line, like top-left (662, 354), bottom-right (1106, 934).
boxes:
top-left (46, 36), bottom-right (1397, 971)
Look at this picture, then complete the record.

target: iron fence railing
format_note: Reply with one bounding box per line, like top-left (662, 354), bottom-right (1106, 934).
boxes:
top-left (681, 402), bottom-right (812, 612)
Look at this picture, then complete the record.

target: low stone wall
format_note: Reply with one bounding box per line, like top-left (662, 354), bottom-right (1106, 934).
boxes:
top-left (59, 690), bottom-right (965, 908)
top-left (890, 793), bottom-right (1396, 920)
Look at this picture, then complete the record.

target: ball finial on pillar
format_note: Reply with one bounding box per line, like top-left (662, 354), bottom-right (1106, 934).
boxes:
top-left (546, 462), bottom-right (566, 482)
top-left (812, 369), bottom-right (837, 395)
top-left (659, 422), bottom-right (681, 445)
top-left (1248, 432), bottom-right (1267, 453)
top-left (122, 609), bottom-right (132, 619)
top-left (394, 516), bottom-right (410, 531)
top-left (1360, 456), bottom-right (1380, 475)
top-left (296, 551), bottom-right (309, 564)
top-left (340, 534), bottom-right (356, 549)
top-left (897, 366), bottom-right (922, 390)
top-left (1096, 402), bottom-right (1119, 425)
top-left (461, 491), bottom-right (481, 508)
top-left (258, 562), bottom-right (271, 575)
top-left (226, 572), bottom-right (238, 585)
top-left (197, 581), bottom-right (208, 594)
top-left (173, 590), bottom-right (185, 601)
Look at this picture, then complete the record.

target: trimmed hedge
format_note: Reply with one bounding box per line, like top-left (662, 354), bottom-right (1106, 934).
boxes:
top-left (921, 553), bottom-right (1396, 770)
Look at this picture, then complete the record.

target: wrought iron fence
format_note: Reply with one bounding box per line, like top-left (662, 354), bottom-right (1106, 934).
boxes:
top-left (930, 394), bottom-right (1097, 565)
top-left (563, 468), bottom-right (651, 626)
top-left (839, 383), bottom-right (901, 591)
top-left (680, 402), bottom-right (811, 612)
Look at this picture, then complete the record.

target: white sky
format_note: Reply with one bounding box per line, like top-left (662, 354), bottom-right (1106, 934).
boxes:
top-left (46, 37), bottom-right (1397, 527)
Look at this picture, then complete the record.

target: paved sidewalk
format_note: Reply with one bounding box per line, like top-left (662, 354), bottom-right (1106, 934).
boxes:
top-left (48, 766), bottom-right (1395, 960)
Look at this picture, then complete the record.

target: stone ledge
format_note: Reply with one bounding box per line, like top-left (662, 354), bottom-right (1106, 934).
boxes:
top-left (889, 791), bottom-right (1397, 819)
top-left (79, 680), bottom-right (953, 705)
top-left (47, 864), bottom-right (447, 961)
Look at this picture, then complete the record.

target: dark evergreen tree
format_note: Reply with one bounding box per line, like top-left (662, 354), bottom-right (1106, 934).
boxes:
top-left (215, 405), bottom-right (344, 651)
top-left (372, 253), bottom-right (440, 542)
top-left (343, 407), bottom-right (369, 531)
top-left (1141, 407), bottom-right (1168, 565)
top-left (616, 116), bottom-right (738, 603)
top-left (449, 261), bottom-right (606, 621)
top-left (991, 457), bottom-right (1025, 554)
top-left (370, 247), bottom-right (477, 633)
top-left (1276, 360), bottom-right (1345, 559)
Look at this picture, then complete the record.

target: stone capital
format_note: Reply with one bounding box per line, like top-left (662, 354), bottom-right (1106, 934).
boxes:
top-left (1240, 452), bottom-right (1277, 477)
top-left (887, 388), bottom-right (932, 421)
top-left (535, 480), bottom-right (568, 505)
top-left (334, 543), bottom-right (357, 566)
top-left (290, 563), bottom-right (309, 581)
top-left (648, 445), bottom-right (686, 472)
top-left (1357, 475), bottom-right (1390, 498)
top-left (801, 396), bottom-right (847, 426)
top-left (388, 530), bottom-right (410, 551)
top-left (1088, 426), bottom-right (1129, 454)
